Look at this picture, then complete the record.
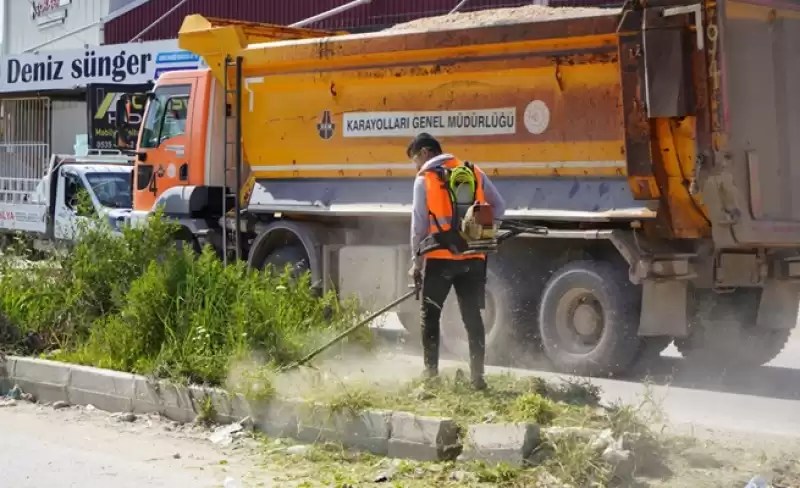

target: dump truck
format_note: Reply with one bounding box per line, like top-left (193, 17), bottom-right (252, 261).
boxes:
top-left (1, 150), bottom-right (134, 251)
top-left (126, 2), bottom-right (800, 377)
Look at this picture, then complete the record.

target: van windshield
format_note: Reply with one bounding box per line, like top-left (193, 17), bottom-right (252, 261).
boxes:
top-left (86, 172), bottom-right (132, 209)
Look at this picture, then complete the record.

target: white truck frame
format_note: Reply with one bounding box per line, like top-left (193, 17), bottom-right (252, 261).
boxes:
top-left (0, 150), bottom-right (134, 250)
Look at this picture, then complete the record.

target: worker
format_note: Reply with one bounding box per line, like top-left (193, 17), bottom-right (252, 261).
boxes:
top-left (407, 132), bottom-right (506, 390)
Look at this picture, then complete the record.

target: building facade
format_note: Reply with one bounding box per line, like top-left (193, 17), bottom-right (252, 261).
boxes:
top-left (0, 0), bottom-right (199, 184)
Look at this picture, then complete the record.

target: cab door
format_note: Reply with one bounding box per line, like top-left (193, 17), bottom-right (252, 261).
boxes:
top-left (134, 81), bottom-right (195, 212)
top-left (54, 170), bottom-right (93, 241)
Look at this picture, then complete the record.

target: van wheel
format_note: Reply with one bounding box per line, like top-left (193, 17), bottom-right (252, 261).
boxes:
top-left (538, 260), bottom-right (642, 377)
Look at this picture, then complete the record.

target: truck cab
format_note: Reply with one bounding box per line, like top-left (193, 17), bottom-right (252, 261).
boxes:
top-left (131, 70), bottom-right (230, 224)
top-left (0, 151), bottom-right (134, 250)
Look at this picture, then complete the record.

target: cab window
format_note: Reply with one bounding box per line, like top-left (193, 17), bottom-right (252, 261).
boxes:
top-left (140, 85), bottom-right (191, 149)
top-left (63, 172), bottom-right (92, 217)
top-left (86, 172), bottom-right (132, 209)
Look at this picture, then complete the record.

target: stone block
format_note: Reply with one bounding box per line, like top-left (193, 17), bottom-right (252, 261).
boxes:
top-left (388, 412), bottom-right (461, 461)
top-left (156, 381), bottom-right (195, 423)
top-left (11, 357), bottom-right (71, 404)
top-left (189, 386), bottom-right (234, 423)
top-left (296, 404), bottom-right (392, 455)
top-left (229, 393), bottom-right (252, 421)
top-left (67, 364), bottom-right (135, 413)
top-left (131, 376), bottom-right (162, 415)
top-left (253, 398), bottom-right (301, 439)
top-left (0, 356), bottom-right (15, 394)
top-left (461, 423), bottom-right (540, 465)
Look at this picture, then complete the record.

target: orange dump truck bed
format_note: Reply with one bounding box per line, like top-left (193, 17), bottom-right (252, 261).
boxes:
top-left (176, 1), bottom-right (800, 247)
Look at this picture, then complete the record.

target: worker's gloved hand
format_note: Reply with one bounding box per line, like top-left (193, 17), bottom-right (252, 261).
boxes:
top-left (408, 263), bottom-right (422, 289)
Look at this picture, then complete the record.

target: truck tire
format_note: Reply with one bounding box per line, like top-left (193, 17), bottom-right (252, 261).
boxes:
top-left (438, 265), bottom-right (519, 365)
top-left (396, 311), bottom-right (419, 334)
top-left (174, 236), bottom-right (200, 255)
top-left (675, 289), bottom-right (790, 367)
top-left (260, 244), bottom-right (310, 280)
top-left (537, 260), bottom-right (642, 377)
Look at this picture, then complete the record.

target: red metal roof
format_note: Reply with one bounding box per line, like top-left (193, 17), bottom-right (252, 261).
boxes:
top-left (104, 0), bottom-right (614, 44)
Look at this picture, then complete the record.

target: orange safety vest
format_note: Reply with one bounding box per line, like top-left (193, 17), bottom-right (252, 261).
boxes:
top-left (423, 157), bottom-right (487, 261)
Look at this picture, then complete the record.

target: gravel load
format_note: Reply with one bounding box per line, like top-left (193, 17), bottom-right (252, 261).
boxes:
top-left (385, 5), bottom-right (621, 33)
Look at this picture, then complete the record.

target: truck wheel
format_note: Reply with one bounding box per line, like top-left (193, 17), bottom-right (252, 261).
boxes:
top-left (396, 311), bottom-right (419, 334)
top-left (395, 311), bottom-right (422, 350)
top-left (675, 289), bottom-right (791, 367)
top-left (260, 244), bottom-right (310, 280)
top-left (439, 266), bottom-right (518, 364)
top-left (537, 260), bottom-right (642, 377)
top-left (174, 236), bottom-right (200, 255)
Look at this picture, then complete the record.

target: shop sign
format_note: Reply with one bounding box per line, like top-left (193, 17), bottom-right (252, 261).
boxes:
top-left (0, 39), bottom-right (204, 93)
top-left (32, 0), bottom-right (72, 18)
top-left (86, 83), bottom-right (151, 150)
top-left (32, 0), bottom-right (72, 28)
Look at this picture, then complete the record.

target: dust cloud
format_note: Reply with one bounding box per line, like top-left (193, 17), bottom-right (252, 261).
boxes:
top-left (226, 342), bottom-right (423, 404)
top-left (276, 346), bottom-right (420, 401)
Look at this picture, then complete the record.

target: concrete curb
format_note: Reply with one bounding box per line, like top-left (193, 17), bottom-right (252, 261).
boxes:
top-left (0, 356), bottom-right (528, 464)
top-left (461, 423), bottom-right (540, 465)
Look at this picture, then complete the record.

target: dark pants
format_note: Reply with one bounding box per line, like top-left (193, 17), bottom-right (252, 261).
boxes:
top-left (421, 257), bottom-right (487, 377)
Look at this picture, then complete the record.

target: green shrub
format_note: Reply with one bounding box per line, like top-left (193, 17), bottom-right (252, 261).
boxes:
top-left (0, 211), bottom-right (366, 385)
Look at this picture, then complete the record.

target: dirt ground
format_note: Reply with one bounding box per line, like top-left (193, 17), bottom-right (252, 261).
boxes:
top-left (3, 399), bottom-right (800, 488)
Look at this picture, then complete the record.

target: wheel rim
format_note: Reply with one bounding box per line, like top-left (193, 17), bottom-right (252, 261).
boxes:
top-left (554, 288), bottom-right (604, 354)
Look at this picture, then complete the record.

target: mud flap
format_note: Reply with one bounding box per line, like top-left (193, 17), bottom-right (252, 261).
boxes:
top-left (639, 280), bottom-right (688, 337)
top-left (757, 282), bottom-right (800, 330)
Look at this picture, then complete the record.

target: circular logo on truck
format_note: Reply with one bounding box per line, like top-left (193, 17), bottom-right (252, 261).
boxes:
top-left (317, 110), bottom-right (335, 140)
top-left (523, 100), bottom-right (550, 135)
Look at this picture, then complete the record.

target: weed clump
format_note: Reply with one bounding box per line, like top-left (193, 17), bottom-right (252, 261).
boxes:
top-left (0, 211), bottom-right (366, 386)
top-left (307, 371), bottom-right (603, 427)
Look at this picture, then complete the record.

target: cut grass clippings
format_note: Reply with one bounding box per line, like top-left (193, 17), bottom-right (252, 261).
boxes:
top-left (290, 369), bottom-right (669, 487)
top-left (302, 369), bottom-right (605, 427)
top-left (259, 437), bottom-right (553, 487)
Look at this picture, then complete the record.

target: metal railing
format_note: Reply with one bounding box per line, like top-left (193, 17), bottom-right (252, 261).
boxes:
top-left (0, 98), bottom-right (51, 205)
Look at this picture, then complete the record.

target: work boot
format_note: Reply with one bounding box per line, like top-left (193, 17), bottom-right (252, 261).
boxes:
top-left (471, 374), bottom-right (487, 391)
top-left (422, 366), bottom-right (439, 381)
top-left (470, 357), bottom-right (486, 391)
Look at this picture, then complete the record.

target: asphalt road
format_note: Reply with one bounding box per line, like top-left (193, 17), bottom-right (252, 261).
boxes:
top-left (369, 313), bottom-right (800, 438)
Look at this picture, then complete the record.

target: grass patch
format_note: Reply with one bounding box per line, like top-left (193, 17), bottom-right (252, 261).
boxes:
top-left (287, 370), bottom-right (670, 486)
top-left (259, 437), bottom-right (547, 487)
top-left (0, 210), bottom-right (369, 388)
top-left (303, 369), bottom-right (604, 427)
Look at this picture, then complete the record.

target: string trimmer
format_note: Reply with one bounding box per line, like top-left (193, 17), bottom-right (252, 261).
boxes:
top-left (279, 284), bottom-right (420, 373)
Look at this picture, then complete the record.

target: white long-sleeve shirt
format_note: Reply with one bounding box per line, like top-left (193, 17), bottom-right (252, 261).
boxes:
top-left (410, 154), bottom-right (506, 268)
